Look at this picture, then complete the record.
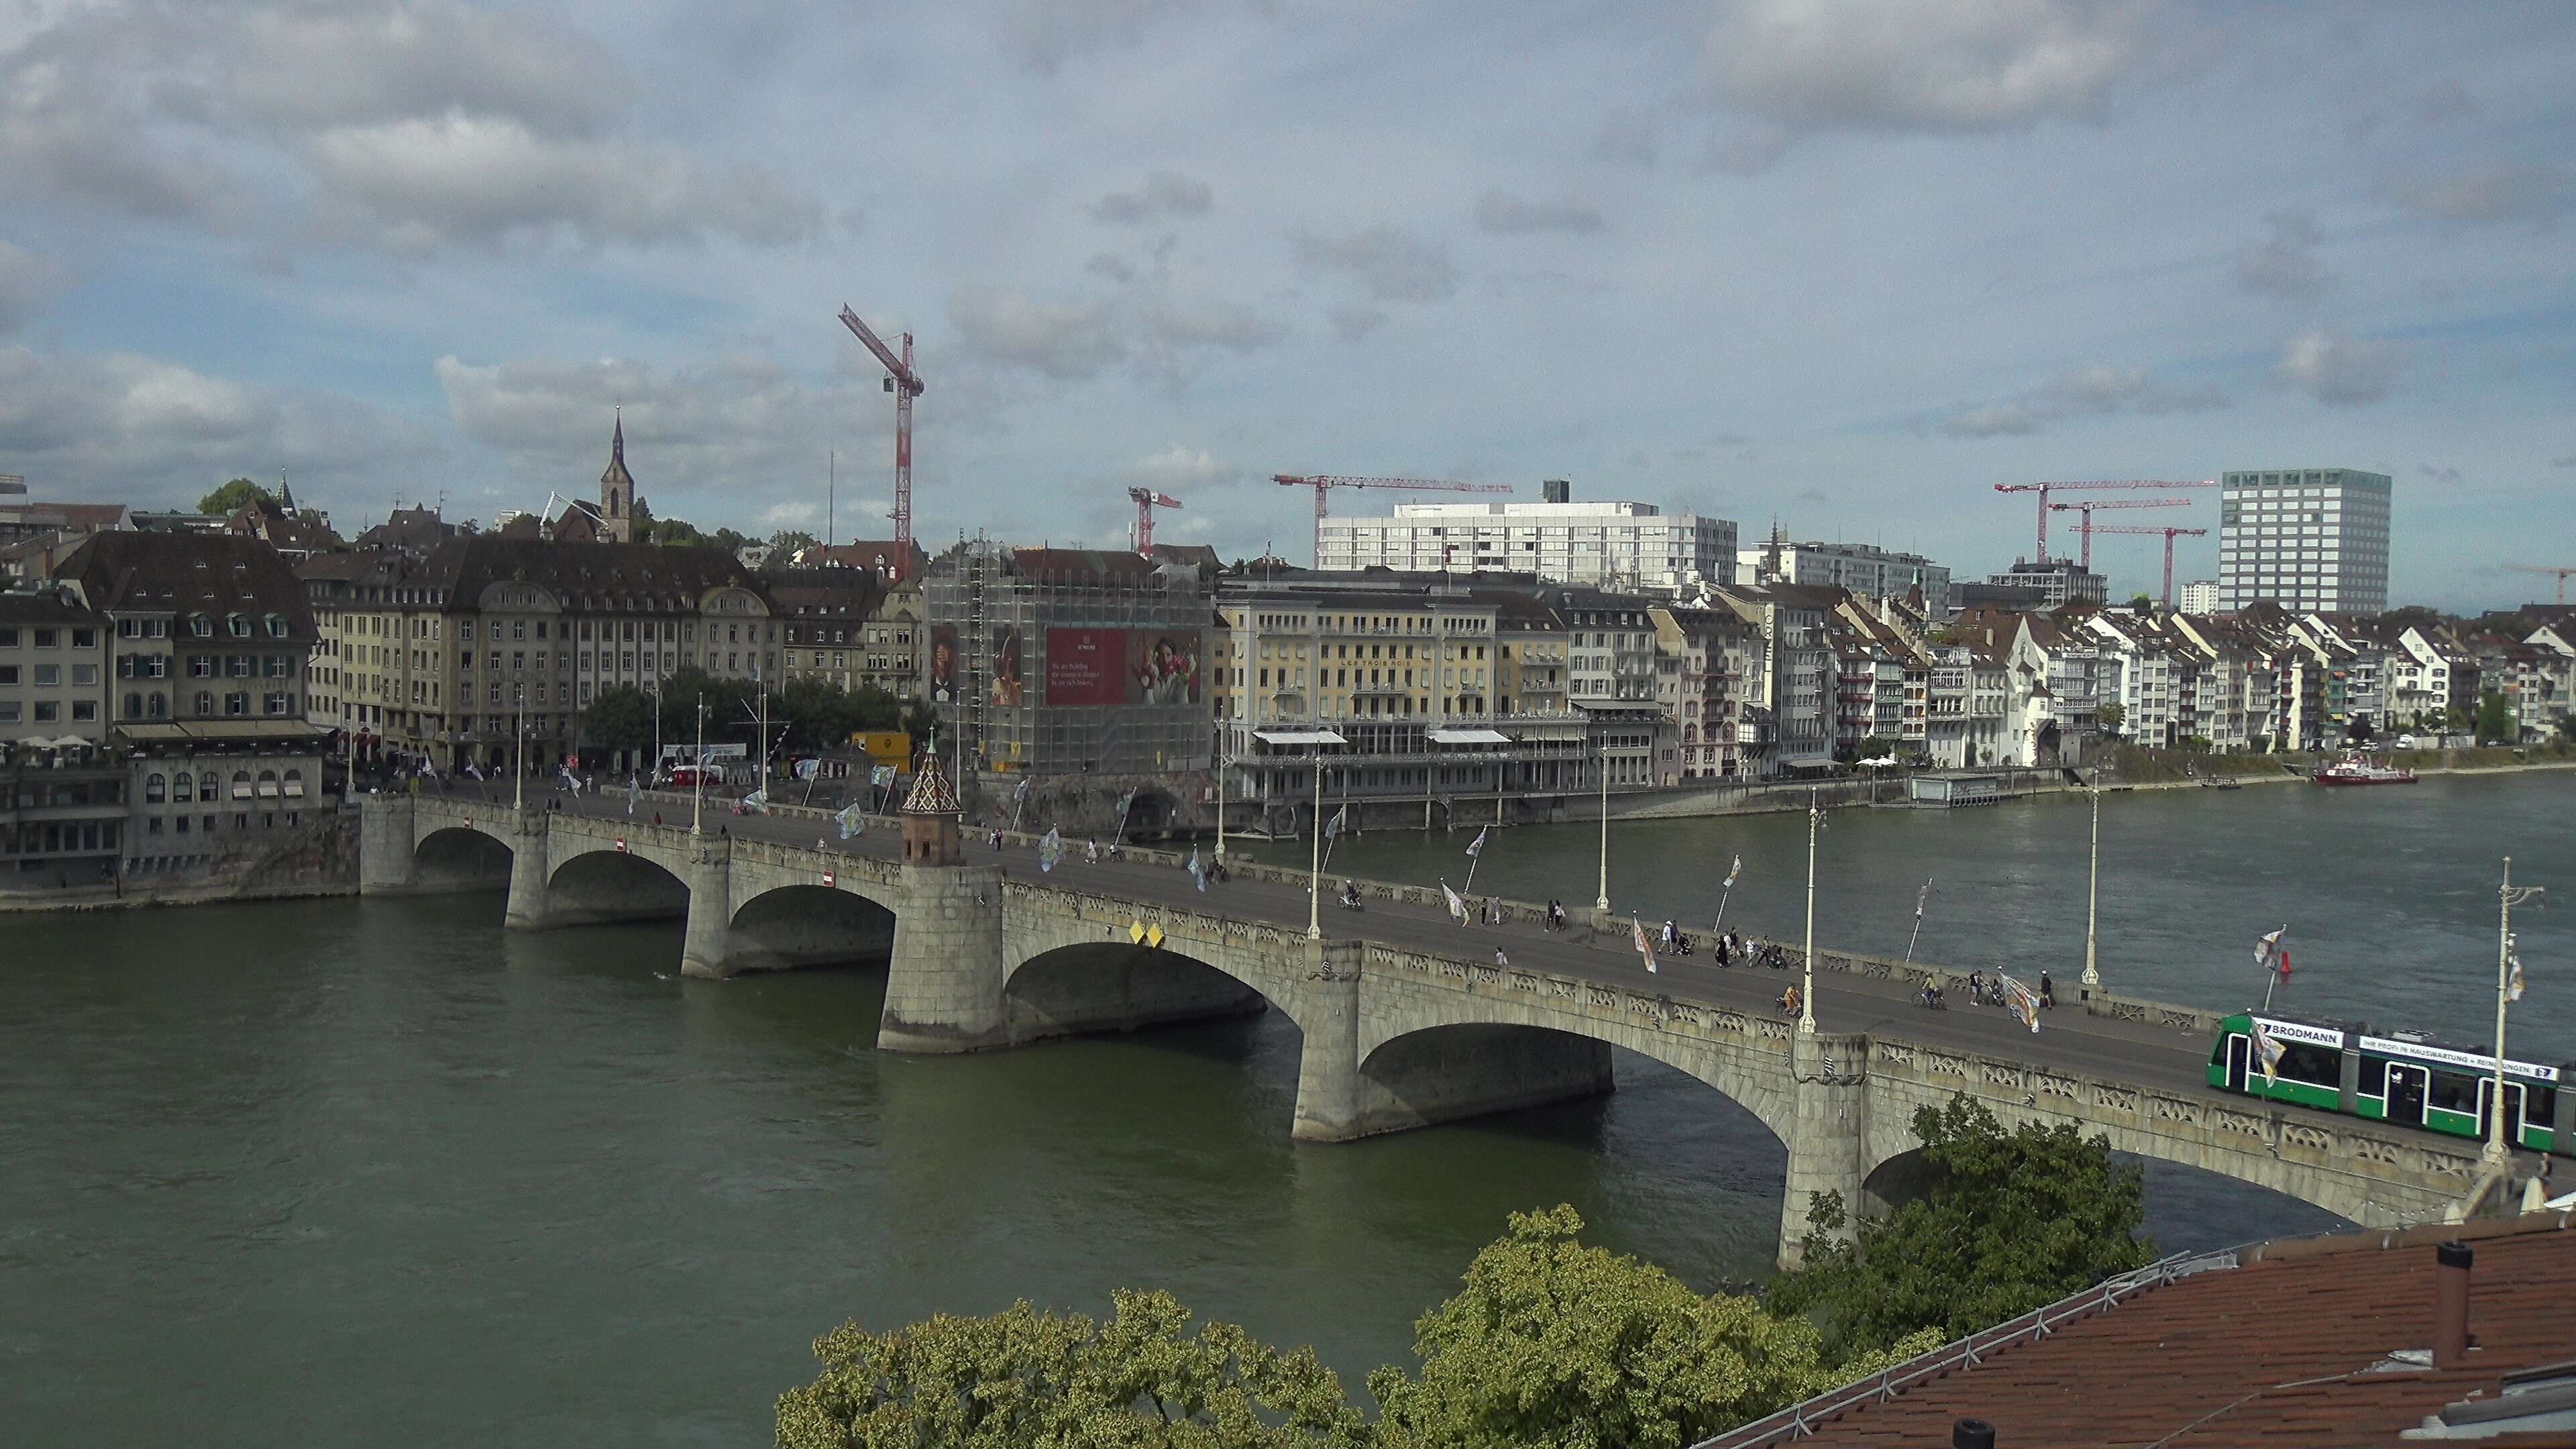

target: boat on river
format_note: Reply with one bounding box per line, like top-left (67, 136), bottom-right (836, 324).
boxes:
top-left (2312, 754), bottom-right (2418, 786)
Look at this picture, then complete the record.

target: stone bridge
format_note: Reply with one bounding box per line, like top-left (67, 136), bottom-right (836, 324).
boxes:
top-left (362, 794), bottom-right (2493, 1266)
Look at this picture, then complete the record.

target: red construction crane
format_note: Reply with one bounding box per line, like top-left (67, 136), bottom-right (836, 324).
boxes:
top-left (2504, 563), bottom-right (2576, 605)
top-left (1995, 478), bottom-right (2215, 562)
top-left (1271, 474), bottom-right (1515, 566)
top-left (2088, 525), bottom-right (2208, 606)
top-left (2045, 497), bottom-right (2194, 569)
top-left (836, 305), bottom-right (922, 580)
top-left (1129, 488), bottom-right (1182, 555)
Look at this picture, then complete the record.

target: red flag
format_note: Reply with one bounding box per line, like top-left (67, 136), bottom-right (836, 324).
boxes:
top-left (2277, 947), bottom-right (2292, 978)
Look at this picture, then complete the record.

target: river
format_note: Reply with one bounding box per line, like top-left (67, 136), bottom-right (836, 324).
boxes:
top-left (5, 772), bottom-right (2568, 1447)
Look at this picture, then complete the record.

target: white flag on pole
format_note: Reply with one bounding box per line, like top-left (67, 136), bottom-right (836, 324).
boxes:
top-left (837, 803), bottom-right (867, 840)
top-left (1324, 805), bottom-right (1346, 841)
top-left (1915, 881), bottom-right (1929, 920)
top-left (1723, 855), bottom-right (1741, 889)
top-left (1038, 826), bottom-right (1063, 871)
top-left (2507, 951), bottom-right (2525, 1004)
top-left (2250, 1018), bottom-right (2286, 1082)
top-left (1465, 825), bottom-right (1487, 859)
top-left (1631, 918), bottom-right (1659, 975)
top-left (1441, 881), bottom-right (1468, 924)
top-left (2254, 925), bottom-right (2287, 973)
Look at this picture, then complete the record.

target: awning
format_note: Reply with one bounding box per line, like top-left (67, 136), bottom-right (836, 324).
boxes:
top-left (118, 720), bottom-right (329, 744)
top-left (1252, 729), bottom-right (1349, 747)
top-left (1426, 727), bottom-right (1511, 745)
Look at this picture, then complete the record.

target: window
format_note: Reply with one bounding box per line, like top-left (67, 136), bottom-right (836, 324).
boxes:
top-left (224, 692), bottom-right (249, 716)
top-left (174, 773), bottom-right (193, 802)
top-left (146, 773), bottom-right (167, 804)
top-left (34, 700), bottom-right (58, 722)
top-left (2429, 1071), bottom-right (2479, 1115)
top-left (72, 700), bottom-right (97, 722)
top-left (200, 772), bottom-right (218, 801)
top-left (266, 614), bottom-right (289, 638)
top-left (34, 663), bottom-right (58, 686)
top-left (0, 702), bottom-right (15, 724)
top-left (194, 691), bottom-right (213, 714)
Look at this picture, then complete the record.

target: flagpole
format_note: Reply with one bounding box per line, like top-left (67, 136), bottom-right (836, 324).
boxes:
top-left (1904, 877), bottom-right (1930, 964)
top-left (2489, 856), bottom-right (2547, 1165)
top-left (2081, 778), bottom-right (2102, 994)
top-left (1800, 788), bottom-right (1818, 1034)
top-left (1593, 744), bottom-right (1609, 918)
top-left (1307, 749), bottom-right (1324, 941)
top-left (1215, 755), bottom-right (1228, 859)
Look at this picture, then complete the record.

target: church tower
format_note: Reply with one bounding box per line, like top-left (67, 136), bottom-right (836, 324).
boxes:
top-left (598, 409), bottom-right (637, 543)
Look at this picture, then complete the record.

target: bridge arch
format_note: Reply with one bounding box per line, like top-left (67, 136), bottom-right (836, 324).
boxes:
top-left (724, 883), bottom-right (898, 972)
top-left (1002, 939), bottom-right (1281, 1047)
top-left (545, 847), bottom-right (690, 927)
top-left (1356, 1015), bottom-right (1794, 1148)
top-left (413, 823), bottom-right (513, 888)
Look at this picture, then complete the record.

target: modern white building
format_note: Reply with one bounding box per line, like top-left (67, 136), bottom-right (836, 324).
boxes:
top-left (1736, 538), bottom-right (1951, 616)
top-left (2178, 580), bottom-right (2220, 614)
top-left (1317, 483), bottom-right (1735, 594)
top-left (2218, 468), bottom-right (2392, 615)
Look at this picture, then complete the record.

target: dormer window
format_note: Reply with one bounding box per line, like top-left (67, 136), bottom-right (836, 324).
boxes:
top-left (227, 614), bottom-right (250, 637)
top-left (189, 613), bottom-right (213, 637)
top-left (265, 614), bottom-right (289, 637)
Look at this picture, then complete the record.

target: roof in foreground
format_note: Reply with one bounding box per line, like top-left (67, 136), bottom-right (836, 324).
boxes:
top-left (1705, 1210), bottom-right (2576, 1449)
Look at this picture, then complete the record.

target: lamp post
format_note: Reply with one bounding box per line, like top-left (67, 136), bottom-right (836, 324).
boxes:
top-left (2487, 857), bottom-right (2546, 1165)
top-left (1594, 743), bottom-right (1610, 914)
top-left (2081, 776), bottom-right (2103, 994)
top-left (1216, 754), bottom-right (1230, 859)
top-left (1307, 749), bottom-right (1324, 941)
top-left (512, 695), bottom-right (525, 812)
top-left (690, 696), bottom-right (706, 837)
top-left (1800, 786), bottom-right (1819, 1034)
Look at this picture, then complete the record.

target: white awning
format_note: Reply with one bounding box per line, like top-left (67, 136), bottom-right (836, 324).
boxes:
top-left (1252, 729), bottom-right (1348, 747)
top-left (1426, 727), bottom-right (1511, 745)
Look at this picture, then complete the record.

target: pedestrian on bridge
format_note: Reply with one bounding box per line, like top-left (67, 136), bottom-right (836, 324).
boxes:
top-left (1493, 947), bottom-right (1510, 968)
top-left (2039, 971), bottom-right (2056, 1009)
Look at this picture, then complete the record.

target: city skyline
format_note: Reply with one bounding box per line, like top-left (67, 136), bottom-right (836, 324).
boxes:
top-left (3, 3), bottom-right (2572, 611)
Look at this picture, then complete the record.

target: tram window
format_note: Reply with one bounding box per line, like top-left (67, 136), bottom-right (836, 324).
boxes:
top-left (2210, 1036), bottom-right (2233, 1067)
top-left (2428, 1071), bottom-right (2479, 1114)
top-left (2530, 1085), bottom-right (2557, 1125)
top-left (2277, 1044), bottom-right (2341, 1087)
top-left (2354, 1057), bottom-right (2387, 1097)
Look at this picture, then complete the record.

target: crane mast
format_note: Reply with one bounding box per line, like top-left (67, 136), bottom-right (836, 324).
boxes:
top-left (837, 305), bottom-right (923, 580)
top-left (1129, 488), bottom-right (1182, 555)
top-left (1270, 474), bottom-right (1515, 566)
top-left (2045, 497), bottom-right (2193, 568)
top-left (2086, 525), bottom-right (2208, 605)
top-left (1996, 478), bottom-right (2214, 561)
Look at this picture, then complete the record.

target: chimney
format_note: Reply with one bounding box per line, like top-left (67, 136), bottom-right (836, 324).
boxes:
top-left (2432, 1241), bottom-right (2473, 1368)
top-left (1953, 1418), bottom-right (1996, 1449)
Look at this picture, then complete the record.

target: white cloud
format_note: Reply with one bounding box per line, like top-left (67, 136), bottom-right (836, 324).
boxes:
top-left (1294, 225), bottom-right (1456, 302)
top-left (994, 0), bottom-right (1209, 74)
top-left (946, 286), bottom-right (1126, 380)
top-left (1941, 364), bottom-right (2225, 437)
top-left (1138, 298), bottom-right (1286, 354)
top-left (2386, 163), bottom-right (2574, 227)
top-left (2232, 213), bottom-right (2334, 301)
top-left (2273, 330), bottom-right (2402, 405)
top-left (302, 115), bottom-right (820, 251)
top-left (1091, 170), bottom-right (1214, 225)
top-left (1120, 442), bottom-right (1237, 492)
top-left (218, 0), bottom-right (619, 139)
top-left (1591, 109), bottom-right (1658, 166)
top-left (1473, 190), bottom-right (1605, 236)
top-left (0, 240), bottom-right (71, 333)
top-left (1329, 305), bottom-right (1387, 342)
top-left (1706, 0), bottom-right (2153, 138)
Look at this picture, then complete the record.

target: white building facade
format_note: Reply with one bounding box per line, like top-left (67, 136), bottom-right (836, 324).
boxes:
top-left (1319, 500), bottom-right (1736, 593)
top-left (2218, 468), bottom-right (2392, 615)
top-left (2178, 580), bottom-right (2220, 614)
top-left (1737, 540), bottom-right (1951, 616)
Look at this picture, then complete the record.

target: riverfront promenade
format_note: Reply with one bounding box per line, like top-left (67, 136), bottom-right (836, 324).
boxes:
top-left (362, 784), bottom-right (2536, 1265)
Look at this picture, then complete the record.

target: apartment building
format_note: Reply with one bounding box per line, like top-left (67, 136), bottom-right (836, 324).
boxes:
top-left (770, 569), bottom-right (922, 699)
top-left (2218, 467), bottom-right (2392, 615)
top-left (1739, 537), bottom-right (1953, 617)
top-left (1318, 484), bottom-right (1737, 592)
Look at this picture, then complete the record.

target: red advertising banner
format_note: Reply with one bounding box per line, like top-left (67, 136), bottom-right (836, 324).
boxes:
top-left (1044, 627), bottom-right (1126, 706)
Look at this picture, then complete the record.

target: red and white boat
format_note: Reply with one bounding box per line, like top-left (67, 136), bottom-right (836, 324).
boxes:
top-left (2312, 754), bottom-right (2417, 786)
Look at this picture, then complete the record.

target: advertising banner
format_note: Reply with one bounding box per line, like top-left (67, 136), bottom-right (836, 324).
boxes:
top-left (1128, 629), bottom-right (1201, 705)
top-left (989, 627), bottom-right (1026, 707)
top-left (1044, 627), bottom-right (1126, 706)
top-left (928, 625), bottom-right (961, 704)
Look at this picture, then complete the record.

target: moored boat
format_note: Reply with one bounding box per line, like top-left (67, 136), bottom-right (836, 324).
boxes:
top-left (2312, 753), bottom-right (2417, 786)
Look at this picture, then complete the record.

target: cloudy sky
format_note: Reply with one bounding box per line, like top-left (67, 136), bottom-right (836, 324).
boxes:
top-left (3, 1), bottom-right (2570, 608)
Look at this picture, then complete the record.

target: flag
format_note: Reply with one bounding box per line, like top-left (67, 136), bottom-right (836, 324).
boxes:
top-left (871, 764), bottom-right (896, 787)
top-left (1631, 918), bottom-right (1659, 975)
top-left (1723, 855), bottom-right (1741, 889)
top-left (1014, 775), bottom-right (1030, 800)
top-left (2000, 974), bottom-right (2041, 1032)
top-left (741, 789), bottom-right (769, 814)
top-left (796, 757), bottom-right (820, 781)
top-left (1915, 881), bottom-right (1929, 920)
top-left (2250, 1018), bottom-right (2286, 1083)
top-left (1442, 881), bottom-right (1468, 924)
top-left (2507, 951), bottom-right (2525, 1004)
top-left (627, 779), bottom-right (639, 816)
top-left (2254, 925), bottom-right (2287, 973)
top-left (466, 761), bottom-right (483, 781)
top-left (1187, 847), bottom-right (1206, 892)
top-left (1466, 825), bottom-right (1488, 859)
top-left (1038, 825), bottom-right (1063, 872)
top-left (1116, 788), bottom-right (1138, 816)
top-left (1324, 805), bottom-right (1346, 841)
top-left (838, 803), bottom-right (867, 840)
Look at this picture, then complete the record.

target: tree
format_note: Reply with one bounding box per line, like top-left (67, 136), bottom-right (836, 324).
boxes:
top-left (578, 684), bottom-right (659, 756)
top-left (2127, 593), bottom-right (2154, 612)
top-left (1765, 1095), bottom-right (2153, 1362)
top-left (776, 1289), bottom-right (1371, 1449)
top-left (1857, 735), bottom-right (1898, 761)
top-left (2094, 701), bottom-right (2125, 736)
top-left (198, 478), bottom-right (273, 516)
top-left (1369, 1205), bottom-right (1931, 1449)
top-left (770, 529), bottom-right (820, 555)
top-left (2475, 690), bottom-right (2516, 746)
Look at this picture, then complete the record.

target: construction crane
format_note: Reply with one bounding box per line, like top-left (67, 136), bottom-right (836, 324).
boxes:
top-left (1271, 474), bottom-right (1515, 566)
top-left (836, 305), bottom-right (923, 580)
top-left (1995, 478), bottom-right (2216, 562)
top-left (2088, 525), bottom-right (2208, 606)
top-left (1129, 487), bottom-right (1182, 555)
top-left (2504, 564), bottom-right (2576, 606)
top-left (2045, 497), bottom-right (2194, 569)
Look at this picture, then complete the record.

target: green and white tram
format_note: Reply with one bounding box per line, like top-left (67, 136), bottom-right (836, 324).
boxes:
top-left (2209, 1012), bottom-right (2570, 1156)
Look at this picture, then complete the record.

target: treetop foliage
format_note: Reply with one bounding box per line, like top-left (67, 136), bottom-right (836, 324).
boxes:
top-left (198, 477), bottom-right (273, 516)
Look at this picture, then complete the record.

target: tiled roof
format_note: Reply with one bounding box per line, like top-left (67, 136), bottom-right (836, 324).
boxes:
top-left (52, 530), bottom-right (317, 637)
top-left (0, 585), bottom-right (107, 625)
top-left (1713, 1212), bottom-right (2576, 1449)
top-left (901, 749), bottom-right (959, 815)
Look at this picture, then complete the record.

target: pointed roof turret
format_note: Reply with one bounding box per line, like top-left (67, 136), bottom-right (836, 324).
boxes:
top-left (901, 747), bottom-right (961, 816)
top-left (278, 471), bottom-right (296, 515)
top-left (601, 407), bottom-right (635, 492)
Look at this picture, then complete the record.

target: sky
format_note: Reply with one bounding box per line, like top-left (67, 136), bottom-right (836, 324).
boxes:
top-left (1, 0), bottom-right (2571, 611)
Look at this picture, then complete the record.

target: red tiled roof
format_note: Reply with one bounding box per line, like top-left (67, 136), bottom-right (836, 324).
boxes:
top-left (1711, 1212), bottom-right (2576, 1449)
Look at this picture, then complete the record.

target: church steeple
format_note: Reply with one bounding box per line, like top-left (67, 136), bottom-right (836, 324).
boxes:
top-left (598, 407), bottom-right (637, 542)
top-left (278, 470), bottom-right (296, 515)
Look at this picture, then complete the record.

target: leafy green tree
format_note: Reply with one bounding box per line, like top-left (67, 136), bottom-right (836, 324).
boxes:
top-left (199, 477), bottom-right (273, 515)
top-left (777, 1289), bottom-right (1371, 1449)
top-left (770, 529), bottom-right (820, 555)
top-left (1765, 1095), bottom-right (2153, 1361)
top-left (2475, 690), bottom-right (2516, 745)
top-left (1369, 1205), bottom-right (1930, 1449)
top-left (2094, 701), bottom-right (2125, 735)
top-left (2127, 593), bottom-right (2153, 612)
top-left (579, 684), bottom-right (659, 756)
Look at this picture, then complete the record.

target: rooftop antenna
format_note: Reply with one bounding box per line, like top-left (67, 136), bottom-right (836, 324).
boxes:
top-left (827, 448), bottom-right (836, 549)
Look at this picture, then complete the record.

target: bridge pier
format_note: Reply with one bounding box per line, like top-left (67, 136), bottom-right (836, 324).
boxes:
top-left (680, 849), bottom-right (737, 979)
top-left (358, 796), bottom-right (418, 894)
top-left (1291, 942), bottom-right (1367, 1142)
top-left (1778, 1031), bottom-right (1870, 1271)
top-left (502, 810), bottom-right (553, 930)
top-left (876, 861), bottom-right (1007, 1051)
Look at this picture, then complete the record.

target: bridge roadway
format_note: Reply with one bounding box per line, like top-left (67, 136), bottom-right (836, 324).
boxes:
top-left (366, 787), bottom-right (2507, 1266)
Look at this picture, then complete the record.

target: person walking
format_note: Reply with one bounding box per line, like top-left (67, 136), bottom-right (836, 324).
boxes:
top-left (1493, 947), bottom-right (1510, 968)
top-left (2038, 970), bottom-right (2055, 1009)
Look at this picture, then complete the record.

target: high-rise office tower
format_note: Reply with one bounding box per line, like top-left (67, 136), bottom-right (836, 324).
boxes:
top-left (2218, 468), bottom-right (2391, 614)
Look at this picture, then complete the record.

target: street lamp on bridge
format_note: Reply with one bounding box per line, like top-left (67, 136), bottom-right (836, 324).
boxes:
top-left (1594, 743), bottom-right (1610, 918)
top-left (1801, 787), bottom-right (1819, 1035)
top-left (2082, 775), bottom-right (2103, 996)
top-left (2487, 857), bottom-right (2546, 1166)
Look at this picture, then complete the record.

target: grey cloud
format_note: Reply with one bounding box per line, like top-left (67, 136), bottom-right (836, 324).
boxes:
top-left (1591, 109), bottom-right (1658, 166)
top-left (1085, 254), bottom-right (1139, 282)
top-left (1705, 0), bottom-right (2150, 138)
top-left (995, 0), bottom-right (1207, 74)
top-left (1295, 225), bottom-right (1456, 302)
top-left (1091, 170), bottom-right (1213, 225)
top-left (2555, 455), bottom-right (2576, 470)
top-left (302, 116), bottom-right (821, 251)
top-left (220, 0), bottom-right (620, 139)
top-left (1329, 305), bottom-right (1387, 342)
top-left (2387, 162), bottom-right (2574, 227)
top-left (1139, 299), bottom-right (1286, 354)
top-left (1473, 190), bottom-right (1605, 236)
top-left (1941, 364), bottom-right (2226, 438)
top-left (2416, 463), bottom-right (2462, 484)
top-left (2233, 213), bottom-right (2334, 301)
top-left (2273, 330), bottom-right (2401, 405)
top-left (947, 286), bottom-right (1126, 380)
top-left (0, 241), bottom-right (71, 333)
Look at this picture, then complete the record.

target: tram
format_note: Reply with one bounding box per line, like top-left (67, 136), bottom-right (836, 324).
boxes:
top-left (2208, 1012), bottom-right (2570, 1156)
